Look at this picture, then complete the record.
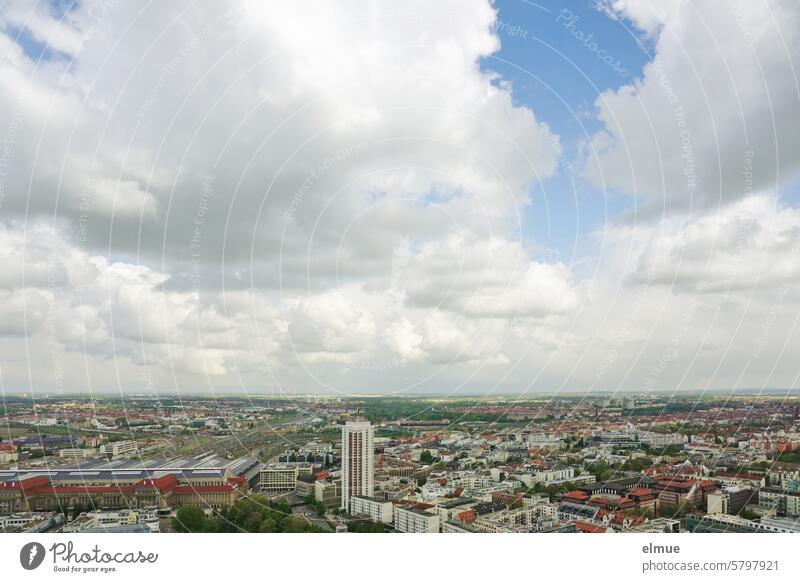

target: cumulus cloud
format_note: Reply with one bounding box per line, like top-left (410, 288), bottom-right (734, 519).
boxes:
top-left (623, 193), bottom-right (800, 291)
top-left (0, 223), bottom-right (253, 375)
top-left (0, 0), bottom-right (559, 289)
top-left (586, 0), bottom-right (800, 211)
top-left (0, 1), bottom-right (798, 395)
top-left (401, 234), bottom-right (580, 318)
top-left (0, 1), bottom-right (575, 392)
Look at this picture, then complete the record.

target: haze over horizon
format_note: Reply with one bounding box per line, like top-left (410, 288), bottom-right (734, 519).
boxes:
top-left (1, 0), bottom-right (799, 396)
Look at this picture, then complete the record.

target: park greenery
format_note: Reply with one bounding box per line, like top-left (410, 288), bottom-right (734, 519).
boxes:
top-left (345, 519), bottom-right (385, 533)
top-left (172, 495), bottom-right (325, 533)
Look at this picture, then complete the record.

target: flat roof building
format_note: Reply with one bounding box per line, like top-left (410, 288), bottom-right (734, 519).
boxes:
top-left (259, 463), bottom-right (314, 493)
top-left (394, 505), bottom-right (439, 533)
top-left (350, 495), bottom-right (393, 524)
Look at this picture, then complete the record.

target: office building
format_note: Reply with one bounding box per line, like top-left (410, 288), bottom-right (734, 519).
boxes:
top-left (706, 487), bottom-right (755, 515)
top-left (758, 487), bottom-right (800, 517)
top-left (99, 441), bottom-right (139, 459)
top-left (259, 463), bottom-right (314, 493)
top-left (315, 479), bottom-right (341, 508)
top-left (59, 448), bottom-right (96, 461)
top-left (341, 419), bottom-right (374, 510)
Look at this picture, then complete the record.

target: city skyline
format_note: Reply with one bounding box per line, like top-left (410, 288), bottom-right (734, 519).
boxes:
top-left (3, 3), bottom-right (800, 580)
top-left (2, 393), bottom-right (800, 535)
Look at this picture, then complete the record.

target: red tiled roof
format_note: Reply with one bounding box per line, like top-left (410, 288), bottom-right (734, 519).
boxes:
top-left (563, 491), bottom-right (589, 502)
top-left (575, 521), bottom-right (607, 533)
top-left (0, 475), bottom-right (50, 491)
top-left (627, 488), bottom-right (655, 496)
top-left (457, 509), bottom-right (476, 523)
top-left (41, 485), bottom-right (135, 494)
top-left (446, 487), bottom-right (465, 498)
top-left (173, 485), bottom-right (235, 493)
top-left (135, 474), bottom-right (178, 492)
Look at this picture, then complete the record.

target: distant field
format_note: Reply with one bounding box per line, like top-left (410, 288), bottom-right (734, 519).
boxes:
top-left (0, 422), bottom-right (147, 440)
top-left (0, 426), bottom-right (31, 439)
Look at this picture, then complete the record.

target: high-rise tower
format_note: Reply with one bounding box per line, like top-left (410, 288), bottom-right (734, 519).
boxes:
top-left (341, 419), bottom-right (374, 511)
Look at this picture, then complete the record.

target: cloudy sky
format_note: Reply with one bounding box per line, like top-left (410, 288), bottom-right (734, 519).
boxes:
top-left (0, 0), bottom-right (799, 396)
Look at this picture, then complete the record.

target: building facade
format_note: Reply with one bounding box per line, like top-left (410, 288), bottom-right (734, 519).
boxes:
top-left (350, 495), bottom-right (393, 523)
top-left (341, 420), bottom-right (374, 510)
top-left (100, 441), bottom-right (138, 459)
top-left (0, 454), bottom-right (255, 515)
top-left (393, 505), bottom-right (440, 533)
top-left (259, 463), bottom-right (314, 493)
top-left (759, 487), bottom-right (800, 517)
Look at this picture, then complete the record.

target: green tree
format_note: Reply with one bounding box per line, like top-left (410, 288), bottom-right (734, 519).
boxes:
top-left (172, 505), bottom-right (208, 532)
top-left (244, 512), bottom-right (263, 532)
top-left (178, 494), bottom-right (329, 534)
top-left (588, 459), bottom-right (613, 482)
top-left (347, 519), bottom-right (384, 533)
top-left (259, 516), bottom-right (280, 532)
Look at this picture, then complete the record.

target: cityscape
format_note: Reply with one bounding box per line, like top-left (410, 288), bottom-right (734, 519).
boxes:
top-left (1, 393), bottom-right (799, 534)
top-left (1, 5), bottom-right (800, 579)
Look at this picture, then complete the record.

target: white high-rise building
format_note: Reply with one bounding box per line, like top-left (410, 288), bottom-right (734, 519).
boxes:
top-left (341, 420), bottom-right (374, 511)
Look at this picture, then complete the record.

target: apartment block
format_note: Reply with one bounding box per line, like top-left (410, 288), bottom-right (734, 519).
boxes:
top-left (394, 505), bottom-right (440, 533)
top-left (350, 495), bottom-right (393, 523)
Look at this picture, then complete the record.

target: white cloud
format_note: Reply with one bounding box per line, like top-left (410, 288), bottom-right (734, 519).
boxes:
top-left (0, 0), bottom-right (559, 287)
top-left (0, 0), bottom-right (573, 392)
top-left (624, 193), bottom-right (800, 291)
top-left (0, 1), bottom-right (798, 395)
top-left (586, 0), bottom-right (800, 211)
top-left (401, 233), bottom-right (580, 318)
